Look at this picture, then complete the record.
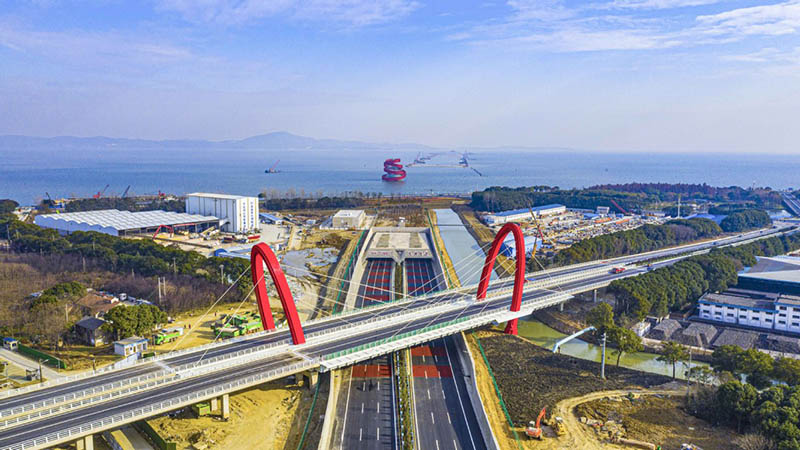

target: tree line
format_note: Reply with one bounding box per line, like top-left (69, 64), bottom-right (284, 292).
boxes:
top-left (261, 195), bottom-right (365, 211)
top-left (720, 209), bottom-right (772, 232)
top-left (608, 232), bottom-right (800, 321)
top-left (0, 214), bottom-right (252, 304)
top-left (57, 197), bottom-right (185, 214)
top-left (680, 345), bottom-right (800, 450)
top-left (470, 183), bottom-right (784, 213)
top-left (589, 183), bottom-right (783, 207)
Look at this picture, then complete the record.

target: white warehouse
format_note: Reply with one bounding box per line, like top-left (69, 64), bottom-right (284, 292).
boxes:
top-left (332, 210), bottom-right (366, 229)
top-left (186, 193), bottom-right (259, 233)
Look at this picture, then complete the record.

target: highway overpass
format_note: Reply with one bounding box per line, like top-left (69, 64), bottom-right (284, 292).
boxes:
top-left (0, 224), bottom-right (792, 450)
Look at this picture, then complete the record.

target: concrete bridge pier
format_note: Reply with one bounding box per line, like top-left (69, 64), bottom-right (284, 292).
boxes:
top-left (75, 435), bottom-right (94, 450)
top-left (559, 302), bottom-right (564, 312)
top-left (210, 397), bottom-right (219, 411)
top-left (593, 289), bottom-right (598, 303)
top-left (221, 393), bottom-right (230, 419)
top-left (302, 370), bottom-right (319, 389)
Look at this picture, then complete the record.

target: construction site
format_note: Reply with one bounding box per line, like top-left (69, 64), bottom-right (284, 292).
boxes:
top-left (3, 189), bottom-right (788, 450)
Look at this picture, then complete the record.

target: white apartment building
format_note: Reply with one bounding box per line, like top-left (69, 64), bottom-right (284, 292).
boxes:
top-left (698, 288), bottom-right (800, 334)
top-left (186, 193), bottom-right (259, 233)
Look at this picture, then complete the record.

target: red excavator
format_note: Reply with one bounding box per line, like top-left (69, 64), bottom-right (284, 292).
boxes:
top-left (525, 407), bottom-right (547, 440)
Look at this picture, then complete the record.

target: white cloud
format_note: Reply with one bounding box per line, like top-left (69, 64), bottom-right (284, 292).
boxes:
top-left (0, 23), bottom-right (194, 66)
top-left (605, 0), bottom-right (724, 9)
top-left (157, 0), bottom-right (419, 26)
top-left (696, 0), bottom-right (800, 36)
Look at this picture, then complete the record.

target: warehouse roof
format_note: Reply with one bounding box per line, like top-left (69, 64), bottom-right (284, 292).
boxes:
top-left (741, 256), bottom-right (800, 284)
top-left (186, 192), bottom-right (254, 200)
top-left (36, 209), bottom-right (220, 231)
top-left (712, 329), bottom-right (759, 349)
top-left (334, 210), bottom-right (365, 218)
top-left (491, 204), bottom-right (565, 217)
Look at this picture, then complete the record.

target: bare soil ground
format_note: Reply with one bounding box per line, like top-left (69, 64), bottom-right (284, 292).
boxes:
top-left (148, 377), bottom-right (315, 450)
top-left (575, 394), bottom-right (733, 450)
top-left (476, 329), bottom-right (672, 426)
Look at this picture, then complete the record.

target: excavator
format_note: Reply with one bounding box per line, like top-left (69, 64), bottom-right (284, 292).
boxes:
top-left (526, 407), bottom-right (547, 439)
top-left (525, 407), bottom-right (567, 440)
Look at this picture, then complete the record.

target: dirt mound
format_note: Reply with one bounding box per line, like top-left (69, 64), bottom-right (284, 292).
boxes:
top-left (576, 395), bottom-right (733, 450)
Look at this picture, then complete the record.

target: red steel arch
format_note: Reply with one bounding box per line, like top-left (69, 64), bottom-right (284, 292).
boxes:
top-left (250, 243), bottom-right (305, 345)
top-left (475, 222), bottom-right (527, 336)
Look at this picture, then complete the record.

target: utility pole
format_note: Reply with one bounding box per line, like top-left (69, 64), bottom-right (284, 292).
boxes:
top-left (157, 277), bottom-right (162, 304)
top-left (38, 359), bottom-right (43, 383)
top-left (686, 348), bottom-right (693, 396)
top-left (601, 332), bottom-right (607, 380)
top-left (677, 194), bottom-right (681, 218)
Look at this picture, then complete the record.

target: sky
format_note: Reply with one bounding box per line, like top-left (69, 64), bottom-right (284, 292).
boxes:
top-left (1, 0), bottom-right (799, 153)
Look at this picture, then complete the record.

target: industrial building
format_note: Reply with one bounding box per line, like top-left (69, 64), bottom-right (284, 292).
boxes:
top-left (737, 256), bottom-right (800, 295)
top-left (332, 210), bottom-right (366, 229)
top-left (698, 288), bottom-right (800, 334)
top-left (482, 204), bottom-right (566, 225)
top-left (34, 209), bottom-right (220, 237)
top-left (186, 193), bottom-right (259, 233)
top-left (499, 234), bottom-right (542, 258)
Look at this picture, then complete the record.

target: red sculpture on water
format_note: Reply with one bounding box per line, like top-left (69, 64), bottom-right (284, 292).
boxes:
top-left (475, 223), bottom-right (527, 335)
top-left (250, 243), bottom-right (306, 345)
top-left (382, 158), bottom-right (407, 181)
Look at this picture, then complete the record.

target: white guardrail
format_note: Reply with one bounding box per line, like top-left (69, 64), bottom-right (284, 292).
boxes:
top-left (320, 291), bottom-right (574, 370)
top-left (8, 359), bottom-right (319, 450)
top-left (0, 337), bottom-right (292, 426)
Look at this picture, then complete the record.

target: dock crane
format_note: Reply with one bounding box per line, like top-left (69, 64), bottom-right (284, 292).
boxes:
top-left (265, 160), bottom-right (280, 174)
top-left (93, 184), bottom-right (110, 199)
top-left (121, 185), bottom-right (131, 198)
top-left (609, 199), bottom-right (629, 215)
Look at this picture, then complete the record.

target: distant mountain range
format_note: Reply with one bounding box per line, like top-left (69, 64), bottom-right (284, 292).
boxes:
top-left (0, 131), bottom-right (437, 151)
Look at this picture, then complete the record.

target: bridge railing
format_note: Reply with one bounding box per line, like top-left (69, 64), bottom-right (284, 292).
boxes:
top-left (7, 359), bottom-right (321, 450)
top-left (0, 325), bottom-right (287, 400)
top-left (0, 336), bottom-right (292, 425)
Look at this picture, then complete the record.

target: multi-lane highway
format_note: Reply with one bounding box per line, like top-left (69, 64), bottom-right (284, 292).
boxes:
top-left (411, 337), bottom-right (486, 450)
top-left (0, 225), bottom-right (792, 449)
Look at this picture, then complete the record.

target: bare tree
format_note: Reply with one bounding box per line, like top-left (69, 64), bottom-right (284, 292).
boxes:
top-left (733, 434), bottom-right (775, 450)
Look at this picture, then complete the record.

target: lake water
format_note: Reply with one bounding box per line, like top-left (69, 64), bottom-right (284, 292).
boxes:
top-left (434, 208), bottom-right (498, 286)
top-left (516, 319), bottom-right (708, 380)
top-left (2, 145), bottom-right (799, 204)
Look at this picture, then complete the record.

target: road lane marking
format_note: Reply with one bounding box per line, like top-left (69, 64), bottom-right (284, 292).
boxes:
top-left (436, 440), bottom-right (440, 450)
top-left (361, 402), bottom-right (364, 414)
top-left (444, 337), bottom-right (478, 450)
top-left (377, 427), bottom-right (380, 440)
top-left (377, 401), bottom-right (380, 414)
top-left (427, 389), bottom-right (430, 399)
top-left (359, 428), bottom-right (363, 441)
top-left (431, 412), bottom-right (435, 424)
top-left (447, 412), bottom-right (451, 424)
top-left (453, 440), bottom-right (458, 449)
